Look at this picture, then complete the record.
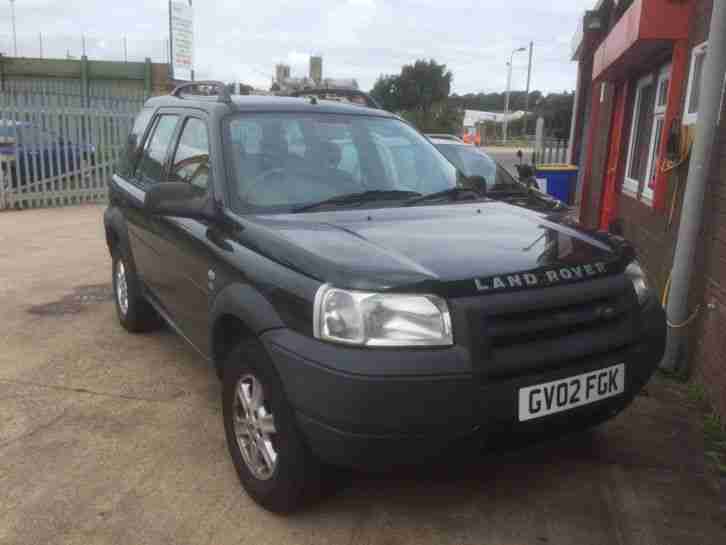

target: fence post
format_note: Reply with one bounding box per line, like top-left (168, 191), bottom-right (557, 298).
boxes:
top-left (144, 57), bottom-right (152, 100)
top-left (0, 153), bottom-right (5, 210)
top-left (81, 55), bottom-right (90, 108)
top-left (535, 117), bottom-right (545, 165)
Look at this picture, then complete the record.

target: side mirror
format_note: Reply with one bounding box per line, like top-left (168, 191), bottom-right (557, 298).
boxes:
top-left (464, 175), bottom-right (488, 195)
top-left (144, 182), bottom-right (216, 221)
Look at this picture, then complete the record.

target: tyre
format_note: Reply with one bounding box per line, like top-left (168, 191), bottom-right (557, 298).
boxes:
top-left (222, 340), bottom-right (322, 513)
top-left (111, 247), bottom-right (162, 333)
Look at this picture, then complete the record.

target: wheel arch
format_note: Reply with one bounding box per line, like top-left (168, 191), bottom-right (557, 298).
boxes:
top-left (210, 283), bottom-right (285, 378)
top-left (103, 206), bottom-right (130, 256)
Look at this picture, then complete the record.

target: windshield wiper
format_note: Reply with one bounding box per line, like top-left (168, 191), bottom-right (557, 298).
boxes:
top-left (487, 188), bottom-right (528, 198)
top-left (403, 186), bottom-right (482, 207)
top-left (292, 190), bottom-right (421, 213)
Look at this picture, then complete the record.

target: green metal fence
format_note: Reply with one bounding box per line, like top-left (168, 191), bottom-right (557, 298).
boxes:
top-left (0, 97), bottom-right (138, 210)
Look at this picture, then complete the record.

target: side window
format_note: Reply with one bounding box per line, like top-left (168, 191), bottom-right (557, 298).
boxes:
top-left (120, 108), bottom-right (153, 177)
top-left (169, 117), bottom-right (210, 190)
top-left (136, 115), bottom-right (179, 184)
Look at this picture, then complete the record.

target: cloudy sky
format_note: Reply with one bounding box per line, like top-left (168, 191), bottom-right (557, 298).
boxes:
top-left (1, 0), bottom-right (593, 94)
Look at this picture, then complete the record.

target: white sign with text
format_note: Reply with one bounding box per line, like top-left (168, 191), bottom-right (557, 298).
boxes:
top-left (171, 1), bottom-right (194, 81)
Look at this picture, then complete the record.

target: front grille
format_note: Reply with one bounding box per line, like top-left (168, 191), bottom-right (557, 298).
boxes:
top-left (454, 274), bottom-right (639, 381)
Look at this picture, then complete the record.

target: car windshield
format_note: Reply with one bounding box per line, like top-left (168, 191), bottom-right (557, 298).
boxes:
top-left (225, 113), bottom-right (459, 213)
top-left (435, 144), bottom-right (522, 192)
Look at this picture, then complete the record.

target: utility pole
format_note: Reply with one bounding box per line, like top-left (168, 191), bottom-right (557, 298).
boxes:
top-left (82, 34), bottom-right (86, 56)
top-left (524, 41), bottom-right (534, 138)
top-left (168, 0), bottom-right (174, 80)
top-left (39, 33), bottom-right (43, 59)
top-left (123, 36), bottom-right (127, 62)
top-left (504, 47), bottom-right (526, 144)
top-left (661, 0), bottom-right (726, 372)
top-left (9, 0), bottom-right (17, 57)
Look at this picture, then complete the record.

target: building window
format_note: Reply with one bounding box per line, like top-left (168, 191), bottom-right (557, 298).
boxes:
top-left (684, 42), bottom-right (707, 126)
top-left (643, 65), bottom-right (671, 202)
top-left (624, 75), bottom-right (655, 197)
top-left (623, 64), bottom-right (671, 204)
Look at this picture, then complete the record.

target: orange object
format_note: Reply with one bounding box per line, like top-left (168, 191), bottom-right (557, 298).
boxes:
top-left (599, 80), bottom-right (630, 231)
top-left (463, 132), bottom-right (480, 146)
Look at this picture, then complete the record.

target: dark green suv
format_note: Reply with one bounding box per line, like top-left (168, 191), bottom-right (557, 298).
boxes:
top-left (104, 82), bottom-right (666, 513)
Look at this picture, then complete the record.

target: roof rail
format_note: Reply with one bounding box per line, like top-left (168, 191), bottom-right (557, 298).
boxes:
top-left (289, 88), bottom-right (381, 109)
top-left (170, 81), bottom-right (232, 104)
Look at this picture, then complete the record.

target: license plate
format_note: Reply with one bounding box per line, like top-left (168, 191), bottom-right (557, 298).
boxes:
top-left (518, 364), bottom-right (625, 422)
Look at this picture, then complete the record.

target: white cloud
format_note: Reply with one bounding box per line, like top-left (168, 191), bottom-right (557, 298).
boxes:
top-left (1, 0), bottom-right (596, 93)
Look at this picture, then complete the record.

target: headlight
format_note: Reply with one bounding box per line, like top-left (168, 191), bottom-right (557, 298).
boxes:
top-left (625, 262), bottom-right (650, 305)
top-left (313, 285), bottom-right (453, 347)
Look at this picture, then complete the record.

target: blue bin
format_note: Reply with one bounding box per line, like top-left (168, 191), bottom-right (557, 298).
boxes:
top-left (535, 164), bottom-right (579, 204)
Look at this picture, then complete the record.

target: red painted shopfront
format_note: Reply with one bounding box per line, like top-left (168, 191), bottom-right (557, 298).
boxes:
top-left (578, 0), bottom-right (692, 230)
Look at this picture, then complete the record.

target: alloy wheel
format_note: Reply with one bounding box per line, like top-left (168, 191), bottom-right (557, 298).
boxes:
top-left (232, 374), bottom-right (278, 480)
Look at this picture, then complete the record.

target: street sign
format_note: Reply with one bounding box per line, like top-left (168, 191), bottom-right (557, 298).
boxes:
top-left (170, 1), bottom-right (194, 81)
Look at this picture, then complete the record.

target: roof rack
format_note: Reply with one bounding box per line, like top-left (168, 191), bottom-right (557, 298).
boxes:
top-left (288, 89), bottom-right (381, 109)
top-left (170, 81), bottom-right (232, 104)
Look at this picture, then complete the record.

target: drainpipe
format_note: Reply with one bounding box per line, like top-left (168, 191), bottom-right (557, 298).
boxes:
top-left (661, 0), bottom-right (726, 372)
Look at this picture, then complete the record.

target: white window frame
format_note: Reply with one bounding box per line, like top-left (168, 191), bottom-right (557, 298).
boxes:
top-left (642, 64), bottom-right (671, 203)
top-left (684, 41), bottom-right (708, 126)
top-left (623, 74), bottom-right (654, 197)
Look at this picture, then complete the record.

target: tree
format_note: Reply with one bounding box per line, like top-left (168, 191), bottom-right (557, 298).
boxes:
top-left (398, 59), bottom-right (452, 114)
top-left (371, 60), bottom-right (456, 132)
top-left (401, 100), bottom-right (462, 133)
top-left (370, 74), bottom-right (402, 112)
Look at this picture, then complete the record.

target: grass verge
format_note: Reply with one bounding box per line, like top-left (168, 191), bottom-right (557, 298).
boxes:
top-left (687, 382), bottom-right (726, 477)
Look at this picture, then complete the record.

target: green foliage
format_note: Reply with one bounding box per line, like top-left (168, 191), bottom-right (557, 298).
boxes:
top-left (688, 381), bottom-right (707, 404)
top-left (369, 59), bottom-right (573, 138)
top-left (449, 90), bottom-right (574, 138)
top-left (702, 406), bottom-right (726, 476)
top-left (371, 60), bottom-right (457, 133)
top-left (398, 59), bottom-right (452, 113)
top-left (371, 74), bottom-right (402, 112)
top-left (400, 101), bottom-right (463, 133)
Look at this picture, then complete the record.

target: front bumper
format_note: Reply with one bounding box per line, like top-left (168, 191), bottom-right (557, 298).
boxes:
top-left (262, 301), bottom-right (666, 470)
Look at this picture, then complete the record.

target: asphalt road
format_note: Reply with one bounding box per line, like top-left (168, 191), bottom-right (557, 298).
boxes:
top-left (1, 205), bottom-right (724, 545)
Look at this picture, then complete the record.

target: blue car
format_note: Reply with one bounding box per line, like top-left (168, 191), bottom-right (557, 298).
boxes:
top-left (0, 121), bottom-right (96, 188)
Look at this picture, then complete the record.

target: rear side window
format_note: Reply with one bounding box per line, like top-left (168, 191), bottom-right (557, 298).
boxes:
top-left (136, 115), bottom-right (179, 185)
top-left (119, 108), bottom-right (153, 177)
top-left (169, 117), bottom-right (210, 190)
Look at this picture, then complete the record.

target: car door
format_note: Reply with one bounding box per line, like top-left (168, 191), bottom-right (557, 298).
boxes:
top-left (125, 113), bottom-right (181, 300)
top-left (149, 115), bottom-right (214, 354)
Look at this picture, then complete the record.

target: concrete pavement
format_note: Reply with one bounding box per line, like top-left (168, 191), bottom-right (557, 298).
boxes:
top-left (1, 205), bottom-right (725, 545)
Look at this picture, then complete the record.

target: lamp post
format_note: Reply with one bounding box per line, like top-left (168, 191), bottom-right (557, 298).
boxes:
top-left (9, 0), bottom-right (17, 57)
top-left (504, 46), bottom-right (526, 144)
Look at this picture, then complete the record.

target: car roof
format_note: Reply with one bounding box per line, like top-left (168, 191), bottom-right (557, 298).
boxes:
top-left (425, 133), bottom-right (462, 141)
top-left (429, 138), bottom-right (474, 147)
top-left (143, 94), bottom-right (397, 118)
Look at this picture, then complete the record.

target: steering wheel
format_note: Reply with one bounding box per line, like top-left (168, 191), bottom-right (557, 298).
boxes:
top-left (171, 155), bottom-right (209, 187)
